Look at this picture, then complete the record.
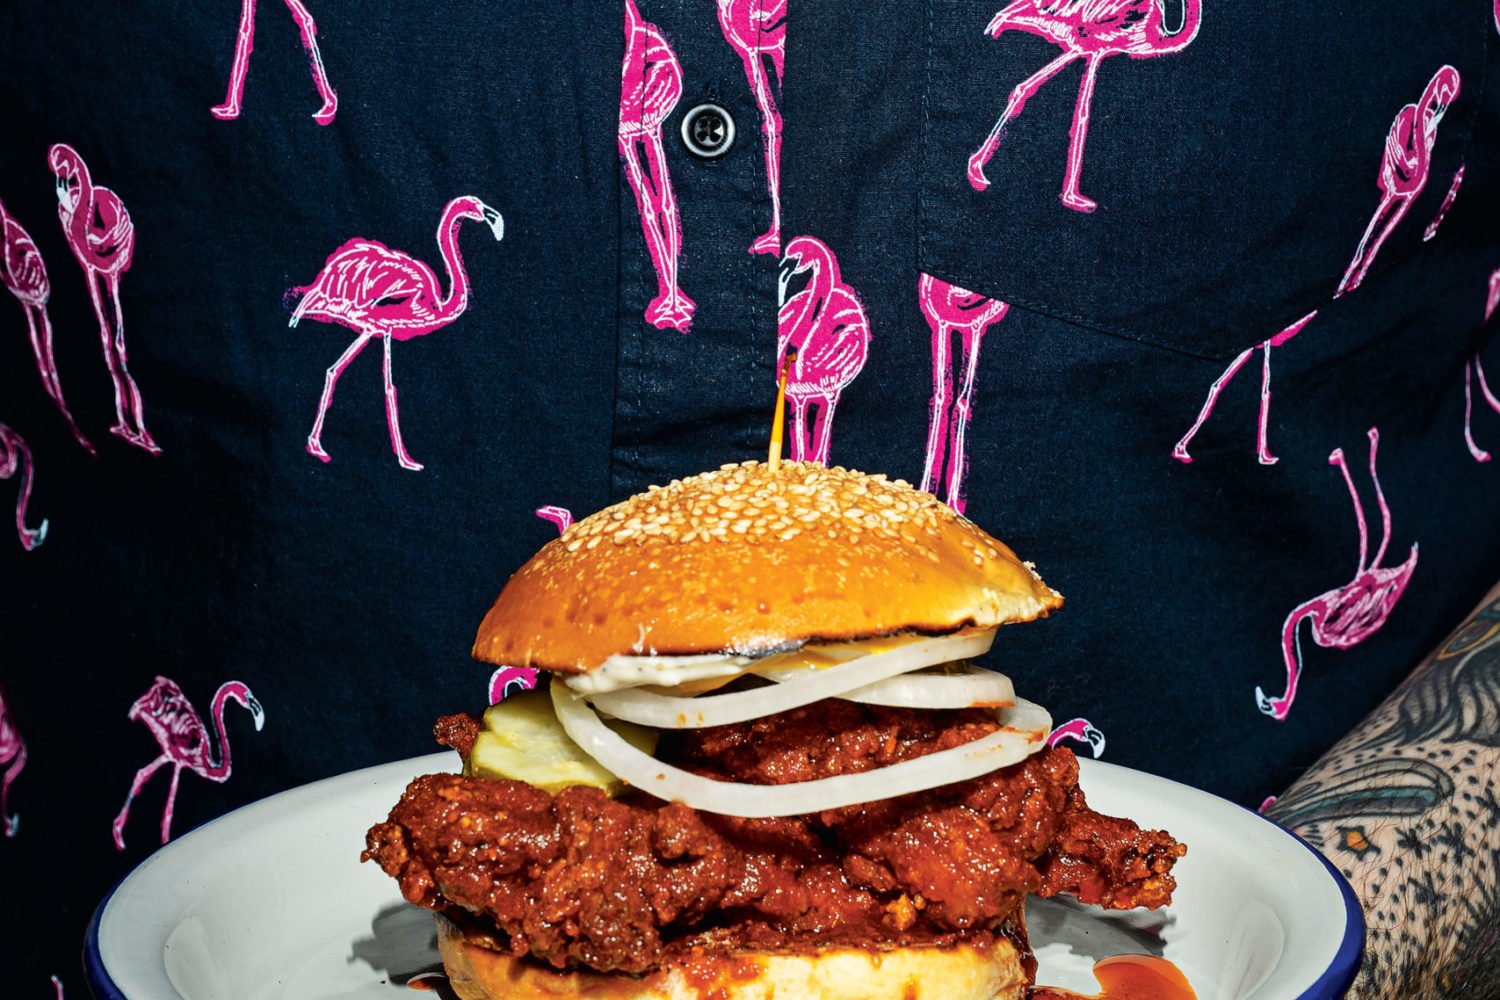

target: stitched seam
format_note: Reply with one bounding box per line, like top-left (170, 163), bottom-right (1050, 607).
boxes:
top-left (917, 264), bottom-right (1292, 362)
top-left (916, 8), bottom-right (1488, 363)
top-left (932, 239), bottom-right (1487, 368)
top-left (919, 0), bottom-right (934, 285)
top-left (610, 19), bottom-right (629, 500)
top-left (1467, 0), bottom-right (1494, 156)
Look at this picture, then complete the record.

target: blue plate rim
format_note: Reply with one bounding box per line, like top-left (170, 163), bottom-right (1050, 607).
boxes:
top-left (85, 875), bottom-right (128, 1000)
top-left (1243, 804), bottom-right (1365, 1000)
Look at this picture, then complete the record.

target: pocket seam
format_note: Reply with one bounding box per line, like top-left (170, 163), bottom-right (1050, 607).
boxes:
top-left (916, 1), bottom-right (1489, 364)
top-left (918, 263), bottom-right (1324, 362)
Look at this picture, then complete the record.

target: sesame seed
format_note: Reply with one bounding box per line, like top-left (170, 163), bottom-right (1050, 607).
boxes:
top-left (533, 461), bottom-right (1021, 569)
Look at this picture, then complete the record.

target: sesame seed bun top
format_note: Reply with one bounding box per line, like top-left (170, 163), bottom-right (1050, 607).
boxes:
top-left (472, 461), bottom-right (1063, 674)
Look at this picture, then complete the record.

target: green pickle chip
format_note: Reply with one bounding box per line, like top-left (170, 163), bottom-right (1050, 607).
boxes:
top-left (465, 687), bottom-right (657, 794)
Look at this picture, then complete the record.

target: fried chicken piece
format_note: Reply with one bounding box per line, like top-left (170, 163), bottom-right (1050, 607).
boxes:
top-left (364, 702), bottom-right (1184, 976)
top-left (671, 700), bottom-right (1003, 784)
top-left (432, 712), bottom-right (481, 758)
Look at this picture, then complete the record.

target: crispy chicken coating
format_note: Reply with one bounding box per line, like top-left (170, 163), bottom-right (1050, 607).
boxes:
top-left (364, 702), bottom-right (1183, 974)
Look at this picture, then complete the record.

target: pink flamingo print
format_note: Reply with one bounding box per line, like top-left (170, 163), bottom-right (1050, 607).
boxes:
top-left (210, 0), bottom-right (338, 125)
top-left (966, 0), bottom-right (1202, 211)
top-left (918, 273), bottom-right (1009, 513)
top-left (621, 0), bottom-right (695, 331)
top-left (1422, 164), bottom-right (1464, 242)
top-left (1, 198), bottom-right (92, 453)
top-left (777, 236), bottom-right (871, 465)
top-left (717, 0), bottom-right (786, 255)
top-left (1335, 65), bottom-right (1460, 298)
top-left (50, 144), bottom-right (159, 455)
top-left (0, 685), bottom-right (27, 836)
top-left (1172, 310), bottom-right (1319, 466)
top-left (288, 196), bottom-right (504, 471)
top-left (112, 677), bottom-right (265, 850)
top-left (484, 507), bottom-right (559, 702)
top-left (535, 505), bottom-right (574, 533)
top-left (0, 424), bottom-right (47, 551)
top-left (488, 667), bottom-right (539, 705)
top-left (1255, 428), bottom-right (1419, 721)
top-left (1047, 717), bottom-right (1105, 758)
top-left (1463, 268), bottom-right (1500, 462)
top-left (489, 508), bottom-right (558, 705)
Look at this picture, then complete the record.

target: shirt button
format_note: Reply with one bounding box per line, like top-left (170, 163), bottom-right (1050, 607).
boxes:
top-left (680, 103), bottom-right (735, 159)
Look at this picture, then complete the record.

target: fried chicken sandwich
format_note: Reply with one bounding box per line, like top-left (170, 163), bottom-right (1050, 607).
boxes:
top-left (363, 461), bottom-right (1184, 1000)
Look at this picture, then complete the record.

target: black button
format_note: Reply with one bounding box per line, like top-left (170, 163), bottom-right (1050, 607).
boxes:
top-left (680, 103), bottom-right (735, 159)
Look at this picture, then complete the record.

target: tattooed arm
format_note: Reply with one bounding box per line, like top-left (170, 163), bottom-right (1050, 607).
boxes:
top-left (1266, 580), bottom-right (1500, 999)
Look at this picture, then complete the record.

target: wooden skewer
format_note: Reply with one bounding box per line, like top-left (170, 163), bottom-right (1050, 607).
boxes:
top-left (768, 349), bottom-right (796, 472)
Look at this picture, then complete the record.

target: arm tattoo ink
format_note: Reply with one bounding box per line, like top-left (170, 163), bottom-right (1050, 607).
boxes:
top-left (1267, 585), bottom-right (1500, 999)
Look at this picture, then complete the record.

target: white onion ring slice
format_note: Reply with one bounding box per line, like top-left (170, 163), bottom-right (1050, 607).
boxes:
top-left (765, 664), bottom-right (1015, 709)
top-left (552, 678), bottom-right (1051, 817)
top-left (587, 631), bottom-right (994, 729)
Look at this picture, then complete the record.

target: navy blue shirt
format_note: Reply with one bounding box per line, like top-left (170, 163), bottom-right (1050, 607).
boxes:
top-left (2, 2), bottom-right (1498, 992)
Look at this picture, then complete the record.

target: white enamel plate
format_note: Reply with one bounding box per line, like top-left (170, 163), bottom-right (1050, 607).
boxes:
top-left (88, 754), bottom-right (1362, 999)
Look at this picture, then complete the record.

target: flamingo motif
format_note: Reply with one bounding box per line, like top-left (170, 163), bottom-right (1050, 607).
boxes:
top-left (717, 0), bottom-right (786, 255)
top-left (1047, 717), bottom-right (1106, 758)
top-left (1172, 310), bottom-right (1319, 466)
top-left (488, 667), bottom-right (539, 705)
top-left (1422, 164), bottom-right (1464, 242)
top-left (480, 506), bottom-right (573, 703)
top-left (966, 0), bottom-right (1202, 211)
top-left (535, 505), bottom-right (574, 533)
top-left (621, 0), bottom-right (695, 331)
top-left (0, 424), bottom-right (47, 551)
top-left (210, 0), bottom-right (338, 125)
top-left (918, 274), bottom-right (1009, 513)
top-left (1, 198), bottom-right (92, 453)
top-left (1255, 428), bottom-right (1418, 721)
top-left (112, 677), bottom-right (265, 850)
top-left (1335, 65), bottom-right (1461, 298)
top-left (777, 236), bottom-right (870, 465)
top-left (480, 508), bottom-right (568, 703)
top-left (288, 196), bottom-right (504, 471)
top-left (52, 976), bottom-right (64, 999)
top-left (1463, 268), bottom-right (1500, 462)
top-left (0, 685), bottom-right (27, 836)
top-left (50, 144), bottom-right (159, 455)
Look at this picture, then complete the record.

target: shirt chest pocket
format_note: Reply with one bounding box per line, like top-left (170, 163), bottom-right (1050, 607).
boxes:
top-left (917, 0), bottom-right (1488, 360)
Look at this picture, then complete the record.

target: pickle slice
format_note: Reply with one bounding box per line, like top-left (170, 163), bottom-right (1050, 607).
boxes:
top-left (465, 687), bottom-right (657, 794)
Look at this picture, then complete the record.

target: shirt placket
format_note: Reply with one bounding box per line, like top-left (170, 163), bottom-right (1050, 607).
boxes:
top-left (611, 0), bottom-right (782, 500)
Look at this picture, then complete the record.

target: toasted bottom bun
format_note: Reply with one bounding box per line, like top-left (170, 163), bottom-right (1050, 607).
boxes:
top-left (435, 914), bottom-right (1027, 1000)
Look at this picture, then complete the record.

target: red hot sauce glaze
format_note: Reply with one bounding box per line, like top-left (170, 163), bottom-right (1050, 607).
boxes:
top-left (1030, 955), bottom-right (1196, 1000)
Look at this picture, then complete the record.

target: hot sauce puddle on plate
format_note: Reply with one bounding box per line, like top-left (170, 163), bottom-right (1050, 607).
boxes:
top-left (1030, 955), bottom-right (1196, 1000)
